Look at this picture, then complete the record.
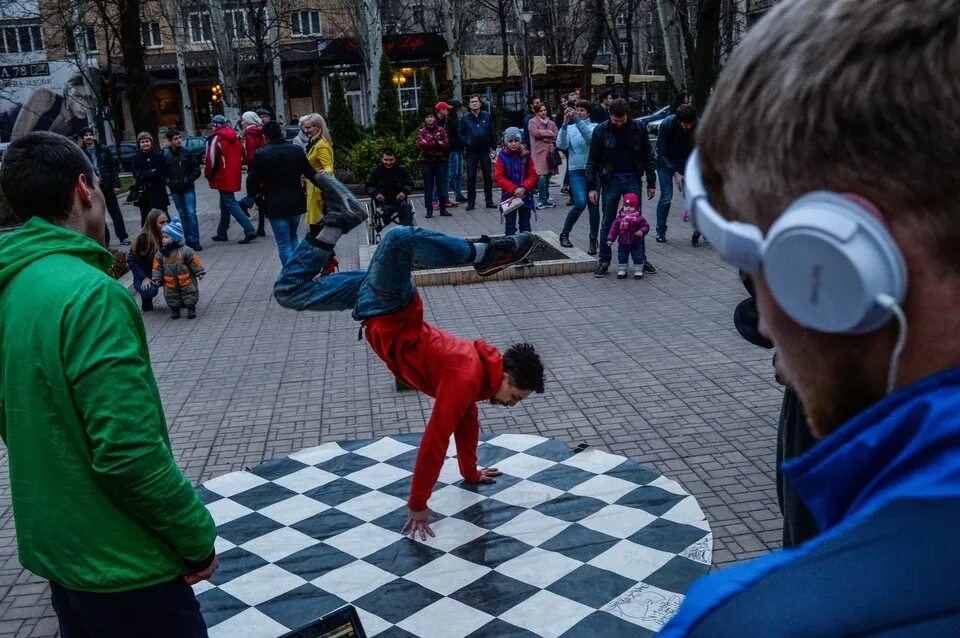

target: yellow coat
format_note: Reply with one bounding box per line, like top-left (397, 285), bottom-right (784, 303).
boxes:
top-left (305, 138), bottom-right (335, 225)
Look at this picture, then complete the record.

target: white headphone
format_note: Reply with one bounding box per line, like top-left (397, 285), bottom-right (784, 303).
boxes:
top-left (684, 150), bottom-right (908, 335)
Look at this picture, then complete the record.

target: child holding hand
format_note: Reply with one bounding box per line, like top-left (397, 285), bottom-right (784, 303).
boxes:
top-left (606, 193), bottom-right (650, 279)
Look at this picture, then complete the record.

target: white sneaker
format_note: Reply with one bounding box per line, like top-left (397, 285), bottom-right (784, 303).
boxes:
top-left (616, 268), bottom-right (627, 279)
top-left (634, 269), bottom-right (643, 279)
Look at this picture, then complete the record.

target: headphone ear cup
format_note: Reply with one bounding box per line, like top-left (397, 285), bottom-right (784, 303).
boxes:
top-left (762, 193), bottom-right (907, 334)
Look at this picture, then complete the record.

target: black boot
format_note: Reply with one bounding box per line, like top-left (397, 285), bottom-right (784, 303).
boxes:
top-left (170, 307), bottom-right (181, 320)
top-left (691, 231), bottom-right (702, 247)
top-left (587, 238), bottom-right (598, 255)
top-left (142, 298), bottom-right (154, 313)
top-left (559, 232), bottom-right (573, 248)
top-left (186, 306), bottom-right (197, 319)
top-left (473, 233), bottom-right (535, 276)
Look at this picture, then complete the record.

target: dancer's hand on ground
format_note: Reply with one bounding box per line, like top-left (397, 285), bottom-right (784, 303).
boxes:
top-left (477, 467), bottom-right (503, 483)
top-left (401, 507), bottom-right (437, 540)
top-left (589, 190), bottom-right (599, 205)
top-left (183, 555), bottom-right (219, 585)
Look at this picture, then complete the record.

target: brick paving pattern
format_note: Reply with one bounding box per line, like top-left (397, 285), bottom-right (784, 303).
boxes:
top-left (0, 177), bottom-right (785, 636)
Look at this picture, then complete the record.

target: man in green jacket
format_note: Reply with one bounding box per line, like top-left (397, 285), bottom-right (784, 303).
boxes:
top-left (0, 132), bottom-right (217, 635)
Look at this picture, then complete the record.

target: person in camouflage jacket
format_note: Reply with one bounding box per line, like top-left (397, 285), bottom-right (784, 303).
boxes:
top-left (152, 219), bottom-right (205, 319)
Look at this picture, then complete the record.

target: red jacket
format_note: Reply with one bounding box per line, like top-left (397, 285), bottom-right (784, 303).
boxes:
top-left (416, 123), bottom-right (450, 165)
top-left (364, 294), bottom-right (504, 511)
top-left (204, 126), bottom-right (244, 192)
top-left (242, 124), bottom-right (266, 167)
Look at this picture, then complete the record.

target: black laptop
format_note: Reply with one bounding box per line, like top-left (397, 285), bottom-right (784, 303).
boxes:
top-left (280, 605), bottom-right (367, 638)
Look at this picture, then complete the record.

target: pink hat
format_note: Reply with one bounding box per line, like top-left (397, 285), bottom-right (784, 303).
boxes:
top-left (623, 193), bottom-right (639, 207)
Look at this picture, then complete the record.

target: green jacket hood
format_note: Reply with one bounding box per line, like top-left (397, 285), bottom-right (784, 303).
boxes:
top-left (0, 217), bottom-right (114, 291)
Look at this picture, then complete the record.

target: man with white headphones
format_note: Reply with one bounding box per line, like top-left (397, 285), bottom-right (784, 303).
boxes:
top-left (659, 0), bottom-right (960, 635)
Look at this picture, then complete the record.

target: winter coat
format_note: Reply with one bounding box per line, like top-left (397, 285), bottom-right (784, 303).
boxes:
top-left (248, 140), bottom-right (323, 218)
top-left (458, 110), bottom-right (496, 153)
top-left (127, 233), bottom-right (157, 282)
top-left (292, 131), bottom-right (309, 152)
top-left (363, 294), bottom-right (504, 511)
top-left (655, 114), bottom-right (696, 173)
top-left (442, 113), bottom-right (463, 152)
top-left (0, 218), bottom-right (215, 592)
top-left (417, 123), bottom-right (450, 165)
top-left (494, 148), bottom-right (538, 210)
top-left (558, 118), bottom-right (597, 171)
top-left (607, 210), bottom-right (650, 246)
top-left (242, 124), bottom-right (266, 167)
top-left (528, 116), bottom-right (559, 176)
top-left (305, 137), bottom-right (335, 226)
top-left (131, 150), bottom-right (169, 209)
top-left (152, 244), bottom-right (204, 309)
top-left (585, 119), bottom-right (656, 191)
top-left (365, 162), bottom-right (415, 202)
top-left (162, 147), bottom-right (201, 194)
top-left (660, 366), bottom-right (960, 637)
top-left (204, 126), bottom-right (244, 193)
top-left (81, 142), bottom-right (120, 191)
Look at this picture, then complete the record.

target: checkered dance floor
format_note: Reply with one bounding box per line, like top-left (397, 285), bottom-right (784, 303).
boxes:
top-left (194, 434), bottom-right (712, 637)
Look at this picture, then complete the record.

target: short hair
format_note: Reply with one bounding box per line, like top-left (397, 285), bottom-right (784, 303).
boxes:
top-left (0, 132), bottom-right (95, 223)
top-left (575, 99), bottom-right (592, 111)
top-left (136, 131), bottom-right (153, 143)
top-left (468, 94), bottom-right (482, 103)
top-left (676, 104), bottom-right (697, 122)
top-left (608, 98), bottom-right (629, 117)
top-left (165, 128), bottom-right (182, 140)
top-left (381, 148), bottom-right (397, 157)
top-left (503, 343), bottom-right (545, 394)
top-left (79, 126), bottom-right (94, 136)
top-left (423, 107), bottom-right (437, 118)
top-left (527, 95), bottom-right (540, 106)
top-left (598, 88), bottom-right (615, 101)
top-left (698, 0), bottom-right (960, 271)
top-left (262, 120), bottom-right (283, 141)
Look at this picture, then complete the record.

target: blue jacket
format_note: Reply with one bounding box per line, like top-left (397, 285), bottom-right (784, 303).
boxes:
top-left (655, 114), bottom-right (695, 173)
top-left (557, 118), bottom-right (597, 171)
top-left (495, 148), bottom-right (536, 210)
top-left (458, 110), bottom-right (496, 153)
top-left (660, 367), bottom-right (960, 637)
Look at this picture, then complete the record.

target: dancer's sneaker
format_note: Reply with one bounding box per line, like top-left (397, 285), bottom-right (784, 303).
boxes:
top-left (311, 173), bottom-right (368, 232)
top-left (474, 232), bottom-right (535, 277)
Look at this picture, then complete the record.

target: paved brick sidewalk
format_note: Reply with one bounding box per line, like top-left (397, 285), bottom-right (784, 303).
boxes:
top-left (0, 179), bottom-right (786, 636)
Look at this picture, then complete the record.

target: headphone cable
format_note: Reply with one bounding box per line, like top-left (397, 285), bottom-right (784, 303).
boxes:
top-left (876, 294), bottom-right (908, 395)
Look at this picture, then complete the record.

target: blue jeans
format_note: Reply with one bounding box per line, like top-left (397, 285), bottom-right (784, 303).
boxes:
top-left (274, 226), bottom-right (471, 320)
top-left (599, 174), bottom-right (642, 263)
top-left (617, 242), bottom-right (646, 265)
top-left (465, 151), bottom-right (493, 206)
top-left (504, 207), bottom-right (532, 236)
top-left (133, 276), bottom-right (159, 308)
top-left (561, 170), bottom-right (599, 239)
top-left (448, 151), bottom-right (463, 199)
top-left (216, 191), bottom-right (256, 238)
top-left (268, 215), bottom-right (302, 265)
top-left (537, 174), bottom-right (550, 206)
top-left (422, 163), bottom-right (448, 214)
top-left (656, 167), bottom-right (676, 236)
top-left (170, 190), bottom-right (199, 245)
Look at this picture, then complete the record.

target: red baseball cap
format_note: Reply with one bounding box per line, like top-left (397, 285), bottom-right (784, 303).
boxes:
top-left (435, 101), bottom-right (453, 111)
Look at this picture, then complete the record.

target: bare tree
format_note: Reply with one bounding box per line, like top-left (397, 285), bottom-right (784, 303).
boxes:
top-left (434, 0), bottom-right (477, 101)
top-left (474, 0), bottom-right (512, 126)
top-left (655, 0), bottom-right (692, 98)
top-left (155, 0), bottom-right (195, 134)
top-left (580, 0), bottom-right (607, 96)
top-left (328, 0), bottom-right (383, 123)
top-left (604, 0), bottom-right (640, 97)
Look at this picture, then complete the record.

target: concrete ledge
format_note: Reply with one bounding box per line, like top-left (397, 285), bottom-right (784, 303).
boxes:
top-left (359, 230), bottom-right (596, 286)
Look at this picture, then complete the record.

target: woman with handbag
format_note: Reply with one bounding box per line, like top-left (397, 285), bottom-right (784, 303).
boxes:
top-left (130, 132), bottom-right (169, 226)
top-left (528, 103), bottom-right (559, 209)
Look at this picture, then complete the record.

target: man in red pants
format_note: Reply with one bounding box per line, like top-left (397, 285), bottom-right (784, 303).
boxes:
top-left (274, 175), bottom-right (546, 538)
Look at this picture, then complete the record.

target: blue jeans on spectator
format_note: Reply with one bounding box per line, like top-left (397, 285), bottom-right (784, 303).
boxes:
top-left (656, 166), bottom-right (677, 237)
top-left (537, 174), bottom-right (551, 206)
top-left (268, 215), bottom-right (302, 265)
top-left (170, 190), bottom-right (199, 245)
top-left (617, 242), bottom-right (646, 265)
top-left (216, 191), bottom-right (256, 238)
top-left (275, 226), bottom-right (470, 320)
top-left (465, 151), bottom-right (493, 206)
top-left (422, 163), bottom-right (448, 215)
top-left (448, 151), bottom-right (464, 199)
top-left (504, 207), bottom-right (532, 236)
top-left (599, 174), bottom-right (642, 264)
top-left (133, 276), bottom-right (159, 310)
top-left (561, 170), bottom-right (599, 239)
top-left (51, 578), bottom-right (207, 638)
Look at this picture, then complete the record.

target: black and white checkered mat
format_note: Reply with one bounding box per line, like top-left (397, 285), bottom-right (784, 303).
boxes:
top-left (194, 434), bottom-right (712, 637)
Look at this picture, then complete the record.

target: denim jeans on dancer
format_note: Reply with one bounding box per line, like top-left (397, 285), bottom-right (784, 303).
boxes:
top-left (599, 174), bottom-right (641, 264)
top-left (656, 166), bottom-right (677, 237)
top-left (422, 163), bottom-right (448, 215)
top-left (617, 242), bottom-right (646, 265)
top-left (465, 151), bottom-right (493, 206)
top-left (216, 191), bottom-right (256, 237)
top-left (170, 190), bottom-right (199, 245)
top-left (448, 151), bottom-right (464, 199)
top-left (561, 170), bottom-right (599, 239)
top-left (275, 226), bottom-right (471, 319)
top-left (268, 215), bottom-right (302, 265)
top-left (537, 174), bottom-right (551, 206)
top-left (504, 208), bottom-right (532, 236)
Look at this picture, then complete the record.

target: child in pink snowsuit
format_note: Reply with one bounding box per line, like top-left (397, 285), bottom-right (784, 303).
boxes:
top-left (606, 193), bottom-right (650, 279)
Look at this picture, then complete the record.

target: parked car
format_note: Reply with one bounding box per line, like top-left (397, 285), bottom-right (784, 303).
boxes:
top-left (637, 105), bottom-right (671, 135)
top-left (181, 136), bottom-right (208, 162)
top-left (284, 125), bottom-right (301, 142)
top-left (108, 142), bottom-right (139, 172)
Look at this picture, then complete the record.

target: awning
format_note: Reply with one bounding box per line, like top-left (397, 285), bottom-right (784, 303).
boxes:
top-left (318, 33), bottom-right (447, 66)
top-left (591, 72), bottom-right (666, 85)
top-left (450, 55), bottom-right (548, 81)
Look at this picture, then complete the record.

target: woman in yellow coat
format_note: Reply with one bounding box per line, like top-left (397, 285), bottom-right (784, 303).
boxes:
top-left (302, 113), bottom-right (335, 232)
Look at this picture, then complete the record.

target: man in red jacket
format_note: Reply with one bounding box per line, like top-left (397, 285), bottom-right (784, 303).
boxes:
top-left (274, 175), bottom-right (546, 538)
top-left (205, 115), bottom-right (258, 244)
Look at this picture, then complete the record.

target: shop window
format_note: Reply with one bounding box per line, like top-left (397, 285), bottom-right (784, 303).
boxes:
top-left (393, 67), bottom-right (422, 114)
top-left (188, 12), bottom-right (212, 43)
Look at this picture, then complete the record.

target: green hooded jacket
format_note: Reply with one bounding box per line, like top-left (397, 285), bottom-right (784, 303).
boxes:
top-left (0, 218), bottom-right (216, 592)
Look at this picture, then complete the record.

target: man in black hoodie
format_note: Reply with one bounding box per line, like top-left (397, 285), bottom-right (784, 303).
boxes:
top-left (365, 149), bottom-right (415, 226)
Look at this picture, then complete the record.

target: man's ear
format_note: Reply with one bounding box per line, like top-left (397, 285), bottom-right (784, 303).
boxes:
top-left (75, 172), bottom-right (94, 208)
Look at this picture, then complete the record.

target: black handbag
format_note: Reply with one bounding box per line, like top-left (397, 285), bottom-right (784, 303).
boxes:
top-left (547, 148), bottom-right (563, 169)
top-left (125, 183), bottom-right (144, 206)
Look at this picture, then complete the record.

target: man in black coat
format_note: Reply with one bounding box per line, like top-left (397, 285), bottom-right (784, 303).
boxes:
top-left (365, 149), bottom-right (415, 227)
top-left (79, 127), bottom-right (127, 245)
top-left (458, 95), bottom-right (497, 210)
top-left (438, 100), bottom-right (465, 204)
top-left (247, 121), bottom-right (332, 265)
top-left (163, 129), bottom-right (203, 250)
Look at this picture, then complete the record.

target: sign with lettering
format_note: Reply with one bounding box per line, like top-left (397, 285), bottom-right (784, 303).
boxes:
top-left (0, 63), bottom-right (50, 80)
top-left (318, 33), bottom-right (446, 65)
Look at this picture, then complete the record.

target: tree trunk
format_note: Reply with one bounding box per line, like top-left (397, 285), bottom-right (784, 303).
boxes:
top-left (117, 0), bottom-right (157, 139)
top-left (691, 0), bottom-right (721, 109)
top-left (164, 0), bottom-right (195, 135)
top-left (656, 0), bottom-right (692, 99)
top-left (496, 3), bottom-right (509, 131)
top-left (442, 1), bottom-right (463, 101)
top-left (208, 0), bottom-right (240, 123)
top-left (581, 0), bottom-right (605, 96)
top-left (361, 0), bottom-right (383, 124)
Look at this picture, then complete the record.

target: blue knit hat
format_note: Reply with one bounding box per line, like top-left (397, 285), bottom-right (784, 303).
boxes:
top-left (503, 127), bottom-right (522, 143)
top-left (161, 219), bottom-right (184, 243)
